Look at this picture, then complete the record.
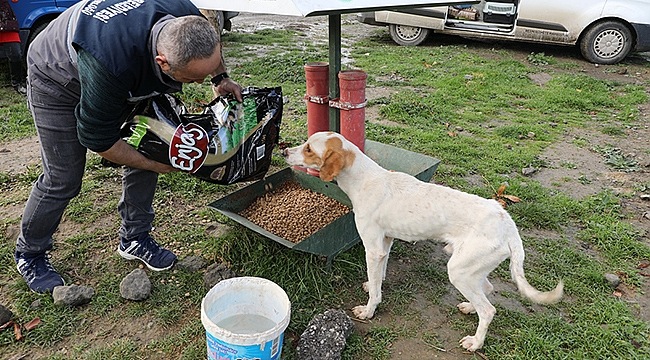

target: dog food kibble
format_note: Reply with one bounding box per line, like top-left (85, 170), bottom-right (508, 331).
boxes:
top-left (240, 181), bottom-right (350, 243)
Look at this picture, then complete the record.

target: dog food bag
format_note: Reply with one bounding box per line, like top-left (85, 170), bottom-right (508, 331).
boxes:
top-left (120, 86), bottom-right (283, 184)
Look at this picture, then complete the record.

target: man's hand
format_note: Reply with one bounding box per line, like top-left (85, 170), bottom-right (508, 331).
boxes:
top-left (98, 139), bottom-right (178, 174)
top-left (213, 78), bottom-right (243, 102)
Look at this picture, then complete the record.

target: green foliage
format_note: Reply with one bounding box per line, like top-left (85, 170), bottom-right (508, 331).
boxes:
top-left (1, 22), bottom-right (649, 360)
top-left (527, 52), bottom-right (556, 66)
top-left (0, 63), bottom-right (33, 140)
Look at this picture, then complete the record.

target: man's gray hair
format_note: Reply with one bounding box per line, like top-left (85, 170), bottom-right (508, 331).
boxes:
top-left (158, 15), bottom-right (220, 69)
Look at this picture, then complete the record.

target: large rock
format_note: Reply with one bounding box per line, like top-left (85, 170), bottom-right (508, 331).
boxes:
top-left (0, 304), bottom-right (13, 324)
top-left (296, 309), bottom-right (355, 360)
top-left (120, 268), bottom-right (151, 301)
top-left (52, 285), bottom-right (94, 306)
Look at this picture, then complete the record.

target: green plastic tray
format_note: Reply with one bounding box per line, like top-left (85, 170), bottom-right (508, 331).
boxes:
top-left (208, 140), bottom-right (440, 265)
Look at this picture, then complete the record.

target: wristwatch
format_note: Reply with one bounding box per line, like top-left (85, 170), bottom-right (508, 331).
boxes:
top-left (211, 72), bottom-right (229, 86)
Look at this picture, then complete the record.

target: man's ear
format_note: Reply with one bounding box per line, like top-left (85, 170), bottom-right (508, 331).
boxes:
top-left (155, 54), bottom-right (171, 72)
top-left (319, 148), bottom-right (344, 182)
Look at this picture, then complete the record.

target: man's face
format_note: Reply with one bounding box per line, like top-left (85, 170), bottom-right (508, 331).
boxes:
top-left (156, 46), bottom-right (222, 84)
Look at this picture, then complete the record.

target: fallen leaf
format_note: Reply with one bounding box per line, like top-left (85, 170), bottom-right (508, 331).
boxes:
top-left (447, 131), bottom-right (457, 137)
top-left (613, 290), bottom-right (623, 298)
top-left (0, 321), bottom-right (14, 331)
top-left (23, 317), bottom-right (41, 331)
top-left (502, 194), bottom-right (521, 203)
top-left (496, 184), bottom-right (507, 196)
top-left (14, 322), bottom-right (23, 341)
top-left (637, 261), bottom-right (649, 269)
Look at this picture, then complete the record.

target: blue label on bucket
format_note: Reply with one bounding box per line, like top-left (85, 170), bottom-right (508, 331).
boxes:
top-left (206, 331), bottom-right (284, 360)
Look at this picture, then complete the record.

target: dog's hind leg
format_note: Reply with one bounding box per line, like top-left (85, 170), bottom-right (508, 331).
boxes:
top-left (448, 255), bottom-right (497, 351)
top-left (354, 232), bottom-right (391, 319)
top-left (457, 279), bottom-right (494, 314)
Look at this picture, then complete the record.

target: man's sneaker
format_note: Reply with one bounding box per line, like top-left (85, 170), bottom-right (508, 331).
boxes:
top-left (117, 234), bottom-right (176, 271)
top-left (15, 251), bottom-right (65, 293)
top-left (13, 84), bottom-right (27, 95)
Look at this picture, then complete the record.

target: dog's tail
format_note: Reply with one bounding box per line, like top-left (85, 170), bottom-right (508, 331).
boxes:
top-left (508, 231), bottom-right (563, 305)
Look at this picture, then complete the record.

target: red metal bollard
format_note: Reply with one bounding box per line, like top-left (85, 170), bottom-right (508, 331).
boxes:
top-left (304, 62), bottom-right (330, 176)
top-left (304, 62), bottom-right (330, 136)
top-left (337, 70), bottom-right (367, 152)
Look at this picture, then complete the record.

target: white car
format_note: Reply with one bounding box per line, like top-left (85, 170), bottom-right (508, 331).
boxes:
top-left (358, 0), bottom-right (650, 64)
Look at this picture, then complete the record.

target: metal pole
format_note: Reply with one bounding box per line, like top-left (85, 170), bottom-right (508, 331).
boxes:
top-left (328, 14), bottom-right (341, 132)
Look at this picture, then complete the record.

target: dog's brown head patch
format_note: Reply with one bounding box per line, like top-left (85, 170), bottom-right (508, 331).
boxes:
top-left (319, 135), bottom-right (355, 182)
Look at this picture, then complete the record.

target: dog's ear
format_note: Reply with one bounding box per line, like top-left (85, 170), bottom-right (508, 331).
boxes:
top-left (319, 148), bottom-right (344, 182)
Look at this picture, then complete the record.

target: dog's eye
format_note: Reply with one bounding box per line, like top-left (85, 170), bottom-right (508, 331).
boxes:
top-left (304, 144), bottom-right (311, 153)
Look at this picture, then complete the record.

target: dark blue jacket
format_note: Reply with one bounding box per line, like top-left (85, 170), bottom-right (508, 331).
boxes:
top-left (72, 0), bottom-right (201, 98)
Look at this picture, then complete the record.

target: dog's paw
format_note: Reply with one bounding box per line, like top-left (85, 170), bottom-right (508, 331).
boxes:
top-left (362, 282), bottom-right (369, 293)
top-left (459, 335), bottom-right (482, 351)
top-left (457, 302), bottom-right (476, 314)
top-left (352, 305), bottom-right (375, 320)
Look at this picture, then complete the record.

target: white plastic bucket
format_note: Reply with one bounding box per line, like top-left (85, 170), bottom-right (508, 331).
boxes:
top-left (201, 276), bottom-right (291, 360)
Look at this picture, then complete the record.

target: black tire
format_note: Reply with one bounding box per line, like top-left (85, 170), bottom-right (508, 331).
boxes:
top-left (389, 24), bottom-right (431, 46)
top-left (27, 22), bottom-right (50, 48)
top-left (24, 21), bottom-right (50, 59)
top-left (579, 20), bottom-right (633, 65)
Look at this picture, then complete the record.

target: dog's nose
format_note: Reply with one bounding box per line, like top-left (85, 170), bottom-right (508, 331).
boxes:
top-left (281, 148), bottom-right (289, 157)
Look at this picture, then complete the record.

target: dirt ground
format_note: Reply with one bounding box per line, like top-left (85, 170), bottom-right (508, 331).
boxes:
top-left (1, 12), bottom-right (649, 359)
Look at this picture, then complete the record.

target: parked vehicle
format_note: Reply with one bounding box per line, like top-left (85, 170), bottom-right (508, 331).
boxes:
top-left (9, 0), bottom-right (237, 58)
top-left (358, 0), bottom-right (650, 64)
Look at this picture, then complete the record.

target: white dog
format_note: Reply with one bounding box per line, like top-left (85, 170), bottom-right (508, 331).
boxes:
top-left (283, 131), bottom-right (563, 351)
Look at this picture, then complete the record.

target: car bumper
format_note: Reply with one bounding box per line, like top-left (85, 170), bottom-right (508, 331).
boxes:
top-left (357, 12), bottom-right (386, 26)
top-left (631, 22), bottom-right (650, 52)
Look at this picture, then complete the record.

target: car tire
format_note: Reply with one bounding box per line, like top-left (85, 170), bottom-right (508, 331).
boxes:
top-left (25, 21), bottom-right (50, 56)
top-left (579, 20), bottom-right (633, 65)
top-left (389, 24), bottom-right (430, 46)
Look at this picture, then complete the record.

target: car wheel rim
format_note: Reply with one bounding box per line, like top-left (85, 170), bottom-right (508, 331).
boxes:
top-left (395, 25), bottom-right (422, 41)
top-left (593, 29), bottom-right (624, 59)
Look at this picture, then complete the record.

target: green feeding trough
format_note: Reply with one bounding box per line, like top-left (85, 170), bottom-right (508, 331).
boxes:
top-left (208, 140), bottom-right (440, 266)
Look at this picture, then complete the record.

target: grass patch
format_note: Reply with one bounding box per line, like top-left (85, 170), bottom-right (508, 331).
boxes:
top-left (1, 22), bottom-right (648, 360)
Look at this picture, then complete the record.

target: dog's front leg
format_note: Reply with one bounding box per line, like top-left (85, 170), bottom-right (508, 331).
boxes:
top-left (353, 244), bottom-right (387, 320)
top-left (362, 236), bottom-right (393, 292)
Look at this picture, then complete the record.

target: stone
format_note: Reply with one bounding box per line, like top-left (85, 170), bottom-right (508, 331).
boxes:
top-left (52, 285), bottom-right (94, 306)
top-left (296, 309), bottom-right (354, 360)
top-left (120, 268), bottom-right (151, 301)
top-left (604, 273), bottom-right (620, 288)
top-left (30, 299), bottom-right (42, 309)
top-left (522, 167), bottom-right (537, 176)
top-left (203, 262), bottom-right (236, 288)
top-left (176, 255), bottom-right (208, 272)
top-left (0, 304), bottom-right (13, 324)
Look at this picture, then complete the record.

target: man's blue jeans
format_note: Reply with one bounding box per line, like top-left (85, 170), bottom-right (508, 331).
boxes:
top-left (15, 69), bottom-right (159, 255)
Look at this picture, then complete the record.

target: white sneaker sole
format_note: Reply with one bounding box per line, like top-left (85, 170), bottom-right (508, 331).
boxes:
top-left (117, 248), bottom-right (175, 272)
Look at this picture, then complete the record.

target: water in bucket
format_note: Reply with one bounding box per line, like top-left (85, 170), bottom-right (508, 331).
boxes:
top-left (201, 276), bottom-right (291, 360)
top-left (216, 314), bottom-right (277, 334)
